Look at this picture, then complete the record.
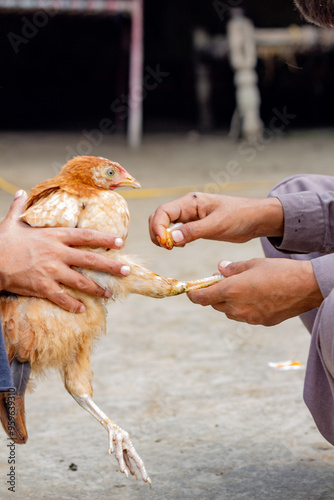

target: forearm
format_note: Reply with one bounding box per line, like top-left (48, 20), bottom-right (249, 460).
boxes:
top-left (244, 197), bottom-right (284, 240)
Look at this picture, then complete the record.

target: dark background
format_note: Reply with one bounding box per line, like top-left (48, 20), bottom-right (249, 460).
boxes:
top-left (0, 0), bottom-right (334, 133)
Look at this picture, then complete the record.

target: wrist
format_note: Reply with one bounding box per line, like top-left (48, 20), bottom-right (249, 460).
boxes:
top-left (252, 197), bottom-right (284, 239)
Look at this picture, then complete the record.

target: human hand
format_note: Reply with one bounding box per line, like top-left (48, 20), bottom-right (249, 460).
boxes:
top-left (149, 192), bottom-right (284, 248)
top-left (187, 258), bottom-right (323, 326)
top-left (0, 190), bottom-right (130, 313)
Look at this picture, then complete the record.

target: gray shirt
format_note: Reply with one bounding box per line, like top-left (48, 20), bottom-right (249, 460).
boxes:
top-left (272, 176), bottom-right (334, 297)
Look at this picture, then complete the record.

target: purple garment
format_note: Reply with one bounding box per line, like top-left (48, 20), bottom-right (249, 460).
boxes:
top-left (264, 174), bottom-right (334, 445)
top-left (0, 322), bottom-right (14, 391)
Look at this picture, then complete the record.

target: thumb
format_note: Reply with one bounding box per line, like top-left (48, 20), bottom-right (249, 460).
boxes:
top-left (218, 260), bottom-right (249, 277)
top-left (5, 190), bottom-right (28, 222)
top-left (171, 219), bottom-right (214, 246)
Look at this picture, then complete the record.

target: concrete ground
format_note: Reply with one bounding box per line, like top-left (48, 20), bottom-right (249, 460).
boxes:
top-left (0, 130), bottom-right (334, 499)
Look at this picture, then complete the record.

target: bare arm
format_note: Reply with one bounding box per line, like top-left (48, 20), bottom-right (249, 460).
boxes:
top-left (0, 190), bottom-right (130, 313)
top-left (149, 192), bottom-right (284, 248)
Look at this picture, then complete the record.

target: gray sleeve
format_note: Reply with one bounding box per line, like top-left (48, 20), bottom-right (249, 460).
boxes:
top-left (312, 254), bottom-right (334, 299)
top-left (267, 189), bottom-right (334, 299)
top-left (269, 190), bottom-right (334, 254)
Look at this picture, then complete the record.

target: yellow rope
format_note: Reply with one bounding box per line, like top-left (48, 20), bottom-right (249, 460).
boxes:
top-left (0, 177), bottom-right (20, 195)
top-left (0, 176), bottom-right (279, 199)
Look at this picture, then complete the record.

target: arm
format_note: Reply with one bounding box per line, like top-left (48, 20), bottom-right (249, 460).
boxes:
top-left (149, 192), bottom-right (284, 247)
top-left (0, 191), bottom-right (131, 313)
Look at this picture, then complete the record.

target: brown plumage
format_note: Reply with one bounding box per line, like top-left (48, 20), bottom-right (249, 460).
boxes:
top-left (0, 156), bottom-right (222, 485)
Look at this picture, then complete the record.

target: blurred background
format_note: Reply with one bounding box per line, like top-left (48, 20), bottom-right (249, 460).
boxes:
top-left (0, 0), bottom-right (334, 134)
top-left (2, 4), bottom-right (334, 499)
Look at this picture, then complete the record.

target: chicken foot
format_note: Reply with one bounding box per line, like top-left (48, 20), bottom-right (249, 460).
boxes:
top-left (169, 273), bottom-right (224, 294)
top-left (71, 393), bottom-right (151, 486)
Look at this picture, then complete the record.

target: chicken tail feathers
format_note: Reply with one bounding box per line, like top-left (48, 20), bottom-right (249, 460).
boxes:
top-left (0, 358), bottom-right (31, 444)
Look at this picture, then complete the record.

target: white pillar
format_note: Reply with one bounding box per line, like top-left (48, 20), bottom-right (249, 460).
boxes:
top-left (227, 9), bottom-right (263, 141)
top-left (128, 0), bottom-right (144, 147)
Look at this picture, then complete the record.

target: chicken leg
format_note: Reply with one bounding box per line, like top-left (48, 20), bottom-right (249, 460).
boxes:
top-left (81, 255), bottom-right (224, 300)
top-left (62, 344), bottom-right (151, 486)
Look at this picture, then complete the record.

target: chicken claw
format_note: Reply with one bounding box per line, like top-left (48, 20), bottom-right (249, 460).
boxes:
top-left (107, 422), bottom-right (151, 486)
top-left (71, 393), bottom-right (151, 486)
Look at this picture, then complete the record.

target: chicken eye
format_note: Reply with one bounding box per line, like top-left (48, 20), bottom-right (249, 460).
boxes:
top-left (106, 168), bottom-right (115, 177)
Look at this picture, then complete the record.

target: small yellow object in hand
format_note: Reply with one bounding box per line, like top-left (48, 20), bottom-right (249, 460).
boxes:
top-left (157, 223), bottom-right (183, 250)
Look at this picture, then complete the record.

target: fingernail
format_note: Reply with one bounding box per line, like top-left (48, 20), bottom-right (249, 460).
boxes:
top-left (115, 237), bottom-right (123, 248)
top-left (219, 260), bottom-right (232, 268)
top-left (79, 304), bottom-right (86, 313)
top-left (104, 289), bottom-right (112, 298)
top-left (14, 189), bottom-right (25, 200)
top-left (171, 230), bottom-right (184, 243)
top-left (120, 265), bottom-right (131, 276)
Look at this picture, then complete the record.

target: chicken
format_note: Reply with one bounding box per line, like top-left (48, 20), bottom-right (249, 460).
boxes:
top-left (0, 156), bottom-right (223, 486)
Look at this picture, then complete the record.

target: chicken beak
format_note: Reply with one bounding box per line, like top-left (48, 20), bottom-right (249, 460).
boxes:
top-left (118, 174), bottom-right (141, 189)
